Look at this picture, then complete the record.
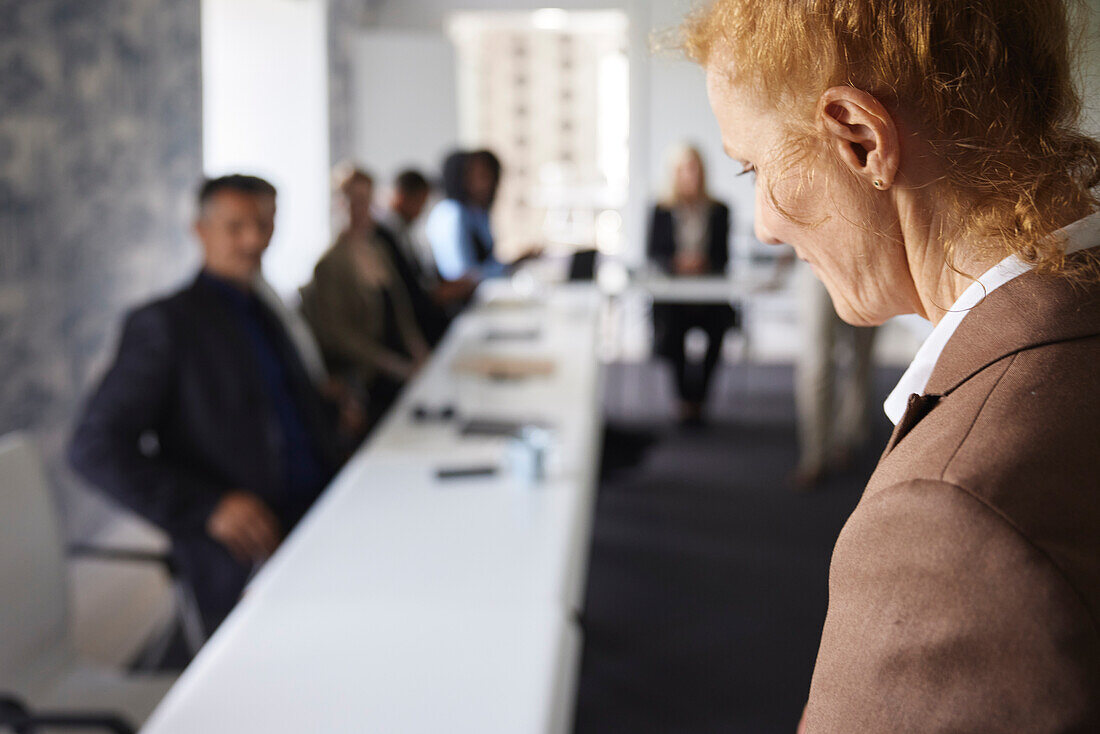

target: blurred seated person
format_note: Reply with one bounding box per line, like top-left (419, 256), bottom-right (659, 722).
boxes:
top-left (69, 174), bottom-right (344, 635)
top-left (376, 169), bottom-right (473, 343)
top-left (425, 150), bottom-right (504, 281)
top-left (425, 149), bottom-right (539, 282)
top-left (301, 165), bottom-right (430, 425)
top-left (648, 144), bottom-right (738, 424)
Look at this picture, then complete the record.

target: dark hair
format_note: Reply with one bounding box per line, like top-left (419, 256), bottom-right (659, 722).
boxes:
top-left (470, 149), bottom-right (502, 184)
top-left (440, 151), bottom-right (469, 202)
top-left (440, 149), bottom-right (504, 206)
top-left (470, 149), bottom-right (502, 208)
top-left (394, 169), bottom-right (430, 196)
top-left (197, 174), bottom-right (276, 209)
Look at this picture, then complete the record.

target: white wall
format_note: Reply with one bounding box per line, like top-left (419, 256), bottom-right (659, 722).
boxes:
top-left (201, 0), bottom-right (331, 297)
top-left (350, 32), bottom-right (459, 186)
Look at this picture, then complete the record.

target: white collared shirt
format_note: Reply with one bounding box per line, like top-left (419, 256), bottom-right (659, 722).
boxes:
top-left (884, 211), bottom-right (1100, 425)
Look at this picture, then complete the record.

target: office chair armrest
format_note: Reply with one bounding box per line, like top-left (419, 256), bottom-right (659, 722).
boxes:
top-left (0, 692), bottom-right (135, 734)
top-left (67, 543), bottom-right (179, 577)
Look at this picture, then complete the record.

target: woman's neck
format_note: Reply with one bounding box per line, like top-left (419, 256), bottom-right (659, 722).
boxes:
top-left (676, 193), bottom-right (705, 209)
top-left (895, 192), bottom-right (1004, 325)
top-left (344, 220), bottom-right (373, 238)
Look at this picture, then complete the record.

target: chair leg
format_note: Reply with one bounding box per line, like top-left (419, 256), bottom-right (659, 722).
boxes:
top-left (131, 616), bottom-right (178, 671)
top-left (174, 581), bottom-right (207, 658)
top-left (132, 581), bottom-right (207, 670)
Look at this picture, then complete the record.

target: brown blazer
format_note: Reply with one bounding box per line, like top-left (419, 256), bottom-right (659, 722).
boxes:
top-left (805, 266), bottom-right (1100, 732)
top-left (300, 230), bottom-right (428, 388)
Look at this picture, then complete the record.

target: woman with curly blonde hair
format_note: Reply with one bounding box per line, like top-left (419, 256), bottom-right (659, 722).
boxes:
top-left (682, 0), bottom-right (1100, 729)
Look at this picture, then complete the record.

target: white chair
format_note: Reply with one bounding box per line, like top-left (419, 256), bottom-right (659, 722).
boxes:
top-left (0, 432), bottom-right (177, 733)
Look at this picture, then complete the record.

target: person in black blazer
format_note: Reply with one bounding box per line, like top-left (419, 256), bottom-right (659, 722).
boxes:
top-left (69, 175), bottom-right (343, 634)
top-left (375, 169), bottom-right (452, 346)
top-left (647, 144), bottom-right (738, 424)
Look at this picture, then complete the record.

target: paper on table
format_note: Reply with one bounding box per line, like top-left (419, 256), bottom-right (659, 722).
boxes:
top-left (451, 354), bottom-right (557, 379)
top-left (483, 327), bottom-right (542, 342)
top-left (477, 297), bottom-right (544, 311)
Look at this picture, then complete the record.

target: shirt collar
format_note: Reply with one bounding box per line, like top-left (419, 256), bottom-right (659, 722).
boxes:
top-left (884, 210), bottom-right (1100, 425)
top-left (198, 269), bottom-right (256, 302)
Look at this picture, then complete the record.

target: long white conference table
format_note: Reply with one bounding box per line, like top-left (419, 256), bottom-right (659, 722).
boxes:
top-left (142, 282), bottom-right (605, 734)
top-left (627, 271), bottom-right (776, 304)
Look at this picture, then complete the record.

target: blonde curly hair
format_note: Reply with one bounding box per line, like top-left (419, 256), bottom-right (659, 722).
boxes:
top-left (681, 0), bottom-right (1100, 279)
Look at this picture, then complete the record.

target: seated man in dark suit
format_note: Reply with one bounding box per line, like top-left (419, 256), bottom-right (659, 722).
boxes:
top-left (69, 174), bottom-right (343, 635)
top-left (376, 169), bottom-right (475, 343)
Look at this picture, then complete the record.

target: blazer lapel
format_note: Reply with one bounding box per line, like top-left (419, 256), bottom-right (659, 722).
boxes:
top-left (881, 392), bottom-right (942, 458)
top-left (925, 265), bottom-right (1100, 398)
top-left (186, 277), bottom-right (282, 471)
top-left (882, 258), bottom-right (1100, 458)
top-left (187, 276), bottom-right (265, 393)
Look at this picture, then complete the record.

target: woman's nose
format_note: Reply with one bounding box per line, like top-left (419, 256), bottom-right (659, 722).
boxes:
top-left (754, 219), bottom-right (783, 246)
top-left (753, 195), bottom-right (785, 245)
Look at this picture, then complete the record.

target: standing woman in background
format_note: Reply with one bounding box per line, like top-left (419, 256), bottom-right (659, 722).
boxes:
top-left (684, 0), bottom-right (1100, 729)
top-left (647, 144), bottom-right (737, 424)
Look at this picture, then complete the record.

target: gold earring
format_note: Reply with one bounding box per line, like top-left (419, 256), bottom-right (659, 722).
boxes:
top-left (872, 179), bottom-right (884, 189)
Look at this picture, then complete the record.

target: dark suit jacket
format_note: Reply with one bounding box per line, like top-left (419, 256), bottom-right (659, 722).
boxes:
top-left (375, 223), bottom-right (449, 345)
top-left (806, 265), bottom-right (1100, 732)
top-left (646, 201), bottom-right (730, 275)
top-left (69, 274), bottom-right (341, 628)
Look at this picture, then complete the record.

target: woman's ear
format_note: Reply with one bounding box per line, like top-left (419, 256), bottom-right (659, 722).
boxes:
top-left (818, 86), bottom-right (900, 190)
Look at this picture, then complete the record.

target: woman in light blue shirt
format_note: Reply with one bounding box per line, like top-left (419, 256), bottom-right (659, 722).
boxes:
top-left (425, 150), bottom-right (508, 281)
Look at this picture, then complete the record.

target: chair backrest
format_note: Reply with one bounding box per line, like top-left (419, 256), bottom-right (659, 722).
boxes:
top-left (0, 432), bottom-right (69, 685)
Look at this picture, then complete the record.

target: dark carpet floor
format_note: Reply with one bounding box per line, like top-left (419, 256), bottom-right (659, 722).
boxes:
top-left (573, 361), bottom-right (903, 734)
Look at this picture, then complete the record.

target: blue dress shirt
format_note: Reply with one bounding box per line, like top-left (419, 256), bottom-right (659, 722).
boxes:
top-left (425, 198), bottom-right (507, 281)
top-left (200, 271), bottom-right (330, 524)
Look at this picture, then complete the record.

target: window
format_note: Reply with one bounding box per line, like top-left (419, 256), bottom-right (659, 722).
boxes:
top-left (447, 10), bottom-right (630, 258)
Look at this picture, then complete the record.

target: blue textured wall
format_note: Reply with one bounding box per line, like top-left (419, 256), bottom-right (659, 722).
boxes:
top-left (0, 0), bottom-right (203, 538)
